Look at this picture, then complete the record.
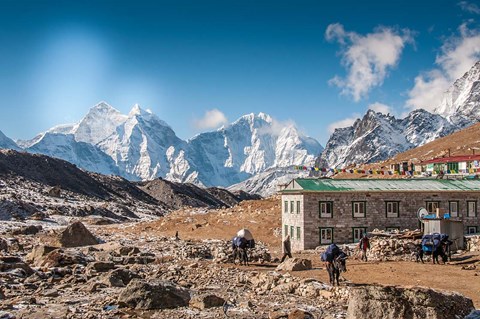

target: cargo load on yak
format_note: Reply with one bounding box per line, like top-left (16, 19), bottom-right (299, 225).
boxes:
top-left (421, 233), bottom-right (449, 253)
top-left (321, 243), bottom-right (340, 262)
top-left (236, 228), bottom-right (255, 248)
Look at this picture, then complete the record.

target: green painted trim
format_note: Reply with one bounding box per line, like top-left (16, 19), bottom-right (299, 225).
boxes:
top-left (467, 200), bottom-right (478, 217)
top-left (467, 226), bottom-right (478, 234)
top-left (319, 227), bottom-right (334, 245)
top-left (385, 201), bottom-right (400, 218)
top-left (318, 201), bottom-right (334, 219)
top-left (448, 200), bottom-right (460, 217)
top-left (352, 201), bottom-right (367, 218)
top-left (352, 227), bottom-right (367, 243)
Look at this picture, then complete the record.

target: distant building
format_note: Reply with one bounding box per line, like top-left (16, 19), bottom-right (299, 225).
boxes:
top-left (419, 155), bottom-right (480, 176)
top-left (280, 178), bottom-right (480, 251)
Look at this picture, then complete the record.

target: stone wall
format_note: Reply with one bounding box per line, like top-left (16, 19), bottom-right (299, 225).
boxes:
top-left (282, 191), bottom-right (480, 250)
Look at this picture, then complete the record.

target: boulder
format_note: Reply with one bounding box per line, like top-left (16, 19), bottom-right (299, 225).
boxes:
top-left (38, 249), bottom-right (87, 267)
top-left (288, 309), bottom-right (314, 319)
top-left (58, 222), bottom-right (99, 247)
top-left (0, 238), bottom-right (7, 252)
top-left (11, 225), bottom-right (42, 235)
top-left (276, 258), bottom-right (312, 271)
top-left (0, 256), bottom-right (34, 277)
top-left (117, 279), bottom-right (191, 310)
top-left (48, 186), bottom-right (61, 197)
top-left (189, 294), bottom-right (225, 310)
top-left (102, 268), bottom-right (140, 287)
top-left (346, 285), bottom-right (475, 319)
top-left (26, 245), bottom-right (57, 265)
top-left (87, 261), bottom-right (115, 273)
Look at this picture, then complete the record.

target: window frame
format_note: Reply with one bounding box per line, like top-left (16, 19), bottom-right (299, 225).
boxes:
top-left (319, 227), bottom-right (334, 245)
top-left (467, 201), bottom-right (477, 217)
top-left (352, 227), bottom-right (367, 243)
top-left (284, 201), bottom-right (288, 213)
top-left (318, 201), bottom-right (333, 218)
top-left (352, 201), bottom-right (366, 218)
top-left (296, 226), bottom-right (301, 240)
top-left (284, 224), bottom-right (288, 237)
top-left (290, 225), bottom-right (294, 239)
top-left (448, 201), bottom-right (459, 218)
top-left (467, 226), bottom-right (478, 234)
top-left (296, 201), bottom-right (301, 214)
top-left (385, 201), bottom-right (400, 218)
top-left (290, 201), bottom-right (295, 214)
top-left (426, 201), bottom-right (440, 214)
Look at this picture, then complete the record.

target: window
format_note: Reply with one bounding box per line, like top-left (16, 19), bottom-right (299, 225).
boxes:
top-left (467, 226), bottom-right (478, 234)
top-left (467, 201), bottom-right (477, 217)
top-left (385, 201), bottom-right (399, 218)
top-left (319, 201), bottom-right (333, 218)
top-left (284, 201), bottom-right (288, 213)
top-left (284, 225), bottom-right (288, 237)
top-left (290, 201), bottom-right (295, 214)
top-left (449, 201), bottom-right (459, 217)
top-left (426, 201), bottom-right (440, 214)
top-left (296, 226), bottom-right (301, 240)
top-left (319, 227), bottom-right (333, 244)
top-left (386, 227), bottom-right (400, 232)
top-left (290, 226), bottom-right (294, 239)
top-left (352, 201), bottom-right (366, 218)
top-left (296, 201), bottom-right (301, 214)
top-left (352, 227), bottom-right (366, 243)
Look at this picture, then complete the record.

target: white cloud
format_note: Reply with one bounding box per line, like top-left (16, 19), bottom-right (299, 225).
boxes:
top-left (327, 113), bottom-right (361, 133)
top-left (368, 102), bottom-right (394, 115)
top-left (326, 23), bottom-right (413, 102)
top-left (406, 23), bottom-right (480, 111)
top-left (459, 1), bottom-right (480, 14)
top-left (193, 109), bottom-right (228, 130)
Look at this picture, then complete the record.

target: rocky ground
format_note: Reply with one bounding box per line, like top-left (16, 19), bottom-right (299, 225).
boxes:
top-left (1, 216), bottom-right (479, 319)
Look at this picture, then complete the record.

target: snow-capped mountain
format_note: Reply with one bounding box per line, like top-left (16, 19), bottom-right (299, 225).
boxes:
top-left (0, 130), bottom-right (20, 151)
top-left (26, 133), bottom-right (120, 176)
top-left (188, 113), bottom-right (322, 186)
top-left (10, 103), bottom-right (322, 188)
top-left (97, 104), bottom-right (189, 181)
top-left (317, 61), bottom-right (480, 168)
top-left (228, 166), bottom-right (310, 197)
top-left (435, 60), bottom-right (480, 126)
top-left (317, 110), bottom-right (455, 168)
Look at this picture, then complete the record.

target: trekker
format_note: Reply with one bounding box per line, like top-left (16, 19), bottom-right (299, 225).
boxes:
top-left (281, 235), bottom-right (292, 263)
top-left (358, 233), bottom-right (370, 262)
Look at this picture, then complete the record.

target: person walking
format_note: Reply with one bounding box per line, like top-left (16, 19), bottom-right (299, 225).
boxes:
top-left (281, 235), bottom-right (292, 263)
top-left (358, 233), bottom-right (370, 262)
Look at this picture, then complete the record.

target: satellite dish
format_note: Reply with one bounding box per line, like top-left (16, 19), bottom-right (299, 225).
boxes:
top-left (417, 208), bottom-right (429, 221)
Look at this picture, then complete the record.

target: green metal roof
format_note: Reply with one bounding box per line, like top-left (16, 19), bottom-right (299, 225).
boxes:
top-left (283, 178), bottom-right (480, 192)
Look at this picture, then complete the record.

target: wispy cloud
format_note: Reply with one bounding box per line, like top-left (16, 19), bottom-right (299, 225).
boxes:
top-left (193, 109), bottom-right (228, 130)
top-left (406, 23), bottom-right (480, 111)
top-left (368, 102), bottom-right (394, 115)
top-left (458, 1), bottom-right (480, 14)
top-left (326, 23), bottom-right (414, 102)
top-left (327, 113), bottom-right (361, 133)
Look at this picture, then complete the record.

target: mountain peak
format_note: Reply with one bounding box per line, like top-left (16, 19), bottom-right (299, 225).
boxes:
top-left (91, 101), bottom-right (117, 113)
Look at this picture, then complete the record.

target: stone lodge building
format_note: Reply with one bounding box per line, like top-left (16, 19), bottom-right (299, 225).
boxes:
top-left (280, 178), bottom-right (480, 251)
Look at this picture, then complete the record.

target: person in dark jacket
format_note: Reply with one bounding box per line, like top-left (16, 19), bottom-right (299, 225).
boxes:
top-left (281, 235), bottom-right (292, 263)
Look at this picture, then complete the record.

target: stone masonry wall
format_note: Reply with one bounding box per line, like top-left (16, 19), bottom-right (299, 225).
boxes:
top-left (283, 191), bottom-right (480, 251)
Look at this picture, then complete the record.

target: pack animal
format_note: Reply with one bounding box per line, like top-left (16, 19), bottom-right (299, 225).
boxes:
top-left (321, 244), bottom-right (347, 286)
top-left (231, 236), bottom-right (249, 266)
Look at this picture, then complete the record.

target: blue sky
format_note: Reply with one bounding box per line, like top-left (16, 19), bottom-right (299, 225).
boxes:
top-left (1, 0), bottom-right (480, 144)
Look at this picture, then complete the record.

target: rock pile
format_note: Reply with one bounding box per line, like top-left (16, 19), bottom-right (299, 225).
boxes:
top-left (466, 235), bottom-right (480, 252)
top-left (366, 237), bottom-right (418, 261)
top-left (347, 285), bottom-right (475, 319)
